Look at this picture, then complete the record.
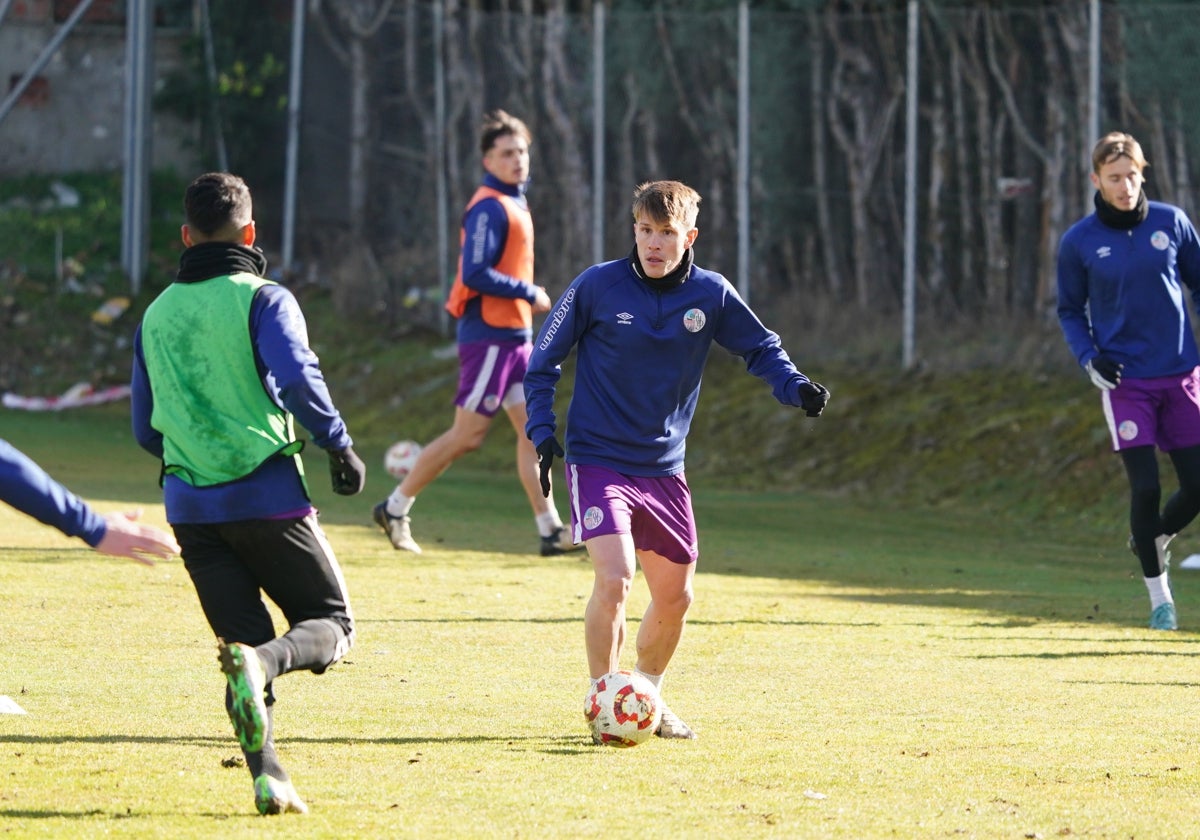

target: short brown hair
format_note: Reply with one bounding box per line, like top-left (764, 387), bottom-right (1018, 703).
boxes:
top-left (631, 180), bottom-right (701, 229)
top-left (184, 172), bottom-right (252, 239)
top-left (479, 109), bottom-right (531, 155)
top-left (1092, 132), bottom-right (1149, 174)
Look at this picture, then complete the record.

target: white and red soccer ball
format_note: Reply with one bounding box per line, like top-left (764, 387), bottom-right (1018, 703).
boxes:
top-left (383, 440), bottom-right (422, 480)
top-left (584, 670), bottom-right (661, 747)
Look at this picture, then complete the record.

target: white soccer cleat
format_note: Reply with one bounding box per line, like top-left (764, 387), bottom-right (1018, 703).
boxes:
top-left (254, 773), bottom-right (308, 815)
top-left (373, 502), bottom-right (422, 553)
top-left (655, 702), bottom-right (697, 740)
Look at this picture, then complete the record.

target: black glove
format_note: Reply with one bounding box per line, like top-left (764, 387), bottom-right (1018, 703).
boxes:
top-left (328, 446), bottom-right (366, 496)
top-left (798, 381), bottom-right (830, 417)
top-left (1086, 355), bottom-right (1123, 391)
top-left (536, 437), bottom-right (564, 498)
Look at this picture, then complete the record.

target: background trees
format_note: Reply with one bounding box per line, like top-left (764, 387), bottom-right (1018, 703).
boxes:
top-left (168, 1), bottom-right (1200, 352)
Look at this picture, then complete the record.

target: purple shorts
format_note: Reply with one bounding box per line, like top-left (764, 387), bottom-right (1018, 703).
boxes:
top-left (565, 463), bottom-right (699, 565)
top-left (455, 340), bottom-right (531, 417)
top-left (1103, 367), bottom-right (1200, 451)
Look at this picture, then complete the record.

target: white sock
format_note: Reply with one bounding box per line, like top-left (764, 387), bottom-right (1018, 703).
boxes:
top-left (535, 510), bottom-right (562, 538)
top-left (1145, 573), bottom-right (1173, 609)
top-left (386, 490), bottom-right (415, 518)
top-left (635, 668), bottom-right (663, 690)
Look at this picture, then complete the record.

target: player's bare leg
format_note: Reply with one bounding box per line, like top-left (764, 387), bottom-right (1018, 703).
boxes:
top-left (374, 408), bottom-right (492, 552)
top-left (400, 407), bottom-right (492, 497)
top-left (584, 533), bottom-right (637, 677)
top-left (634, 550), bottom-right (695, 675)
top-left (635, 550), bottom-right (697, 739)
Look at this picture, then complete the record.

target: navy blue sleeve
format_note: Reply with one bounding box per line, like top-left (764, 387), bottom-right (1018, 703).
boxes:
top-left (130, 324), bottom-right (164, 458)
top-left (0, 438), bottom-right (107, 546)
top-left (712, 281), bottom-right (810, 406)
top-left (1056, 228), bottom-right (1097, 368)
top-left (250, 285), bottom-right (353, 451)
top-left (461, 198), bottom-right (538, 301)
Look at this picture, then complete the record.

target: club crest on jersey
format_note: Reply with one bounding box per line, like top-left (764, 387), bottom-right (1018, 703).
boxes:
top-left (484, 394), bottom-right (500, 412)
top-left (682, 308), bottom-right (706, 333)
top-left (1118, 420), bottom-right (1139, 441)
top-left (1151, 231), bottom-right (1170, 251)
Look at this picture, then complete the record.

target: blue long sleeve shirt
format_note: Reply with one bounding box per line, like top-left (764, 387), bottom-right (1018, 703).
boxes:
top-left (1057, 199), bottom-right (1200, 378)
top-left (524, 256), bottom-right (812, 476)
top-left (0, 438), bottom-right (106, 546)
top-left (132, 283), bottom-right (353, 524)
top-left (455, 174), bottom-right (539, 344)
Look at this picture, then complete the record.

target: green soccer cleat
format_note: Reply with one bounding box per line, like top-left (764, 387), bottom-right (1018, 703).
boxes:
top-left (1150, 602), bottom-right (1178, 631)
top-left (254, 774), bottom-right (308, 815)
top-left (217, 639), bottom-right (268, 753)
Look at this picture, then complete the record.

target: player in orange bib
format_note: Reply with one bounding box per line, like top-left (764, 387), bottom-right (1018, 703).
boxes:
top-left (373, 110), bottom-right (579, 558)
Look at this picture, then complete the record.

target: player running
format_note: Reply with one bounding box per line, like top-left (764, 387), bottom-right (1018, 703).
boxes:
top-left (372, 109), bottom-right (579, 557)
top-left (1057, 131), bottom-right (1200, 631)
top-left (132, 172), bottom-right (364, 814)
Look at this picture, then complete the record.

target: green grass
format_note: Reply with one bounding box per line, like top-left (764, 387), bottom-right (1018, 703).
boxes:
top-left (4, 410), bottom-right (1200, 838)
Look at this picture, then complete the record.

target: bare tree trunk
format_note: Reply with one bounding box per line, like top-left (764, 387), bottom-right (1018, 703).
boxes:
top-left (823, 5), bottom-right (904, 310)
top-left (537, 3), bottom-right (591, 289)
top-left (312, 0), bottom-right (395, 241)
top-left (653, 8), bottom-right (738, 269)
top-left (950, 47), bottom-right (972, 311)
top-left (925, 73), bottom-right (947, 306)
top-left (809, 8), bottom-right (843, 299)
top-left (945, 9), bottom-right (1004, 313)
top-left (1172, 100), bottom-right (1193, 219)
top-left (347, 37), bottom-right (368, 237)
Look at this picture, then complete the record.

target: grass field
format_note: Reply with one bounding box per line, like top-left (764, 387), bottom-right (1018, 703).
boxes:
top-left (4, 408), bottom-right (1200, 838)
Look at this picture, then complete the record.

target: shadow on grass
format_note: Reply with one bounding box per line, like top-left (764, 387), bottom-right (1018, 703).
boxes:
top-left (0, 408), bottom-right (1175, 635)
top-left (0, 732), bottom-right (596, 749)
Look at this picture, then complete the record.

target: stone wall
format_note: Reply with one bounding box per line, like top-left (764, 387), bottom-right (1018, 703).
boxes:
top-left (0, 10), bottom-right (196, 176)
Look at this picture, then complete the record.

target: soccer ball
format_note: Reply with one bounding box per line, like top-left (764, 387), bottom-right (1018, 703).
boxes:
top-left (383, 440), bottom-right (422, 480)
top-left (584, 670), bottom-right (661, 747)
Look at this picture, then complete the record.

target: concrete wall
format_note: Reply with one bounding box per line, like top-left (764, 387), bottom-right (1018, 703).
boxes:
top-left (0, 16), bottom-right (197, 175)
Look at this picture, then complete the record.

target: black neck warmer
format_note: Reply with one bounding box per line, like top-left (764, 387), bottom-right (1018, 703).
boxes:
top-left (628, 246), bottom-right (694, 291)
top-left (177, 242), bottom-right (268, 284)
top-left (1094, 190), bottom-right (1148, 230)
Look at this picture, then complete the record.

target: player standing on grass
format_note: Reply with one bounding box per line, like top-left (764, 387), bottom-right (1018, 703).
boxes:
top-left (1057, 131), bottom-right (1200, 631)
top-left (525, 180), bottom-right (830, 740)
top-left (372, 109), bottom-right (579, 557)
top-left (131, 172), bottom-right (365, 815)
top-left (0, 438), bottom-right (179, 564)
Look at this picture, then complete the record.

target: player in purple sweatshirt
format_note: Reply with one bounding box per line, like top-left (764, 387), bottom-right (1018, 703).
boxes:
top-left (1057, 131), bottom-right (1200, 631)
top-left (525, 180), bottom-right (829, 741)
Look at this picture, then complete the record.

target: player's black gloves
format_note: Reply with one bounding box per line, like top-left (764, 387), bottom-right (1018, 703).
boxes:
top-left (328, 446), bottom-right (366, 495)
top-left (798, 381), bottom-right (830, 417)
top-left (1085, 355), bottom-right (1123, 391)
top-left (536, 437), bottom-right (564, 498)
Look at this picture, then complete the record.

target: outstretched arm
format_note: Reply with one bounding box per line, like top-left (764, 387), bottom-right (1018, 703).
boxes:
top-left (95, 510), bottom-right (181, 566)
top-left (0, 438), bottom-right (177, 565)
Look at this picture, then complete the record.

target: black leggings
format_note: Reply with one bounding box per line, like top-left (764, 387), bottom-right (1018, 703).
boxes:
top-left (1120, 443), bottom-right (1200, 577)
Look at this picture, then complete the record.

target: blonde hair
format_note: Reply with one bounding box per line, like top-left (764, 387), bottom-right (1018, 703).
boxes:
top-left (1092, 132), bottom-right (1149, 173)
top-left (631, 180), bottom-right (701, 228)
